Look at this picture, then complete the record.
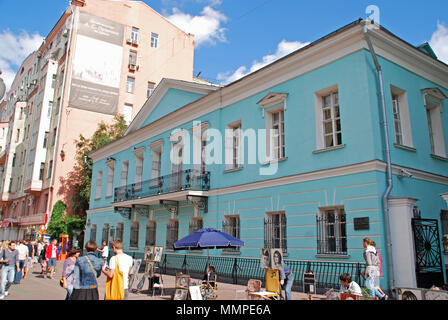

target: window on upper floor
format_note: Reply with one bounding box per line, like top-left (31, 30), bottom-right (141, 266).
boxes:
top-left (120, 161), bottom-right (129, 187)
top-left (129, 51), bottom-right (137, 69)
top-left (123, 103), bottom-right (133, 125)
top-left (131, 27), bottom-right (139, 45)
top-left (47, 160), bottom-right (53, 179)
top-left (314, 86), bottom-right (344, 150)
top-left (134, 148), bottom-right (144, 187)
top-left (151, 33), bottom-right (159, 48)
top-left (225, 121), bottom-right (242, 170)
top-left (391, 86), bottom-right (413, 148)
top-left (106, 161), bottom-right (115, 198)
top-left (317, 206), bottom-right (347, 255)
top-left (126, 77), bottom-right (135, 93)
top-left (95, 170), bottom-right (103, 199)
top-left (151, 148), bottom-right (162, 187)
top-left (264, 211), bottom-right (287, 253)
top-left (147, 82), bottom-right (155, 99)
top-left (422, 88), bottom-right (447, 159)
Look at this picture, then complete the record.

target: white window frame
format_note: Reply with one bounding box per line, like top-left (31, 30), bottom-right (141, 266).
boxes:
top-left (123, 103), bottom-right (133, 125)
top-left (151, 33), bottom-right (159, 48)
top-left (131, 27), bottom-right (139, 44)
top-left (120, 161), bottom-right (129, 187)
top-left (95, 170), bottom-right (103, 200)
top-left (422, 88), bottom-right (447, 158)
top-left (126, 77), bottom-right (135, 93)
top-left (391, 86), bottom-right (413, 148)
top-left (225, 121), bottom-right (242, 170)
top-left (314, 86), bottom-right (344, 150)
top-left (106, 160), bottom-right (115, 198)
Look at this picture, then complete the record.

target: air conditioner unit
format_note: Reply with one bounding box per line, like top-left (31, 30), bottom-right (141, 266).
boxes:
top-left (129, 64), bottom-right (137, 71)
top-left (62, 29), bottom-right (69, 37)
top-left (132, 39), bottom-right (139, 45)
top-left (126, 38), bottom-right (133, 44)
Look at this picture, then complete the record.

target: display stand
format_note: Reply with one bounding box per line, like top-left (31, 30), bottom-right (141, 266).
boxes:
top-left (144, 246), bottom-right (164, 297)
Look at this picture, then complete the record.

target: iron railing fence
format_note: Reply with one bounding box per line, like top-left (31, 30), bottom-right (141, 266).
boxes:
top-left (129, 252), bottom-right (366, 293)
top-left (114, 169), bottom-right (211, 203)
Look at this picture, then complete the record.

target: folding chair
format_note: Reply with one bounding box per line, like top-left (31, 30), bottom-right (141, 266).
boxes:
top-left (248, 269), bottom-right (280, 300)
top-left (234, 279), bottom-right (262, 300)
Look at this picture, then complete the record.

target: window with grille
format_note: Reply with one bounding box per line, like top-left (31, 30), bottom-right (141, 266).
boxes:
top-left (116, 223), bottom-right (124, 241)
top-left (189, 218), bottom-right (203, 234)
top-left (90, 224), bottom-right (97, 242)
top-left (146, 220), bottom-right (156, 246)
top-left (166, 219), bottom-right (179, 250)
top-left (264, 212), bottom-right (287, 252)
top-left (317, 207), bottom-right (347, 255)
top-left (130, 221), bottom-right (139, 248)
top-left (102, 224), bottom-right (110, 245)
top-left (223, 216), bottom-right (240, 252)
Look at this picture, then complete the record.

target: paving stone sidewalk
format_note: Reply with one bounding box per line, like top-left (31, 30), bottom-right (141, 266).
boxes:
top-left (3, 260), bottom-right (326, 301)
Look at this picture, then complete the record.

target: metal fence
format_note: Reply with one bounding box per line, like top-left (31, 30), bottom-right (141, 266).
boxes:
top-left (114, 169), bottom-right (211, 202)
top-left (129, 252), bottom-right (366, 294)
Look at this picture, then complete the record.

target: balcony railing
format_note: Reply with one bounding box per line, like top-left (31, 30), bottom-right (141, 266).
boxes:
top-left (114, 169), bottom-right (210, 203)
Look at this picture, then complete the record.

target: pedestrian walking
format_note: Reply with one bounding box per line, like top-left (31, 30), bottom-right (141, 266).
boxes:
top-left (70, 241), bottom-right (102, 300)
top-left (62, 248), bottom-right (81, 300)
top-left (101, 240), bottom-right (132, 300)
top-left (23, 240), bottom-right (34, 279)
top-left (279, 263), bottom-right (294, 300)
top-left (46, 239), bottom-right (59, 279)
top-left (0, 241), bottom-right (19, 299)
top-left (97, 241), bottom-right (109, 265)
top-left (14, 240), bottom-right (29, 284)
top-left (370, 241), bottom-right (386, 296)
top-left (40, 243), bottom-right (48, 276)
top-left (361, 238), bottom-right (387, 300)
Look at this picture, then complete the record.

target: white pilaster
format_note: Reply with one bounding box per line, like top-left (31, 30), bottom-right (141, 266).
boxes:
top-left (388, 197), bottom-right (418, 288)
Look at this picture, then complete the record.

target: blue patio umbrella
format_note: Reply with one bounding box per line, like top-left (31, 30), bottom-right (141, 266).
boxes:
top-left (174, 228), bottom-right (244, 274)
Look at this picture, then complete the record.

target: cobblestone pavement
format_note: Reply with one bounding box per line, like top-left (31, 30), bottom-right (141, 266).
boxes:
top-left (3, 260), bottom-right (326, 300)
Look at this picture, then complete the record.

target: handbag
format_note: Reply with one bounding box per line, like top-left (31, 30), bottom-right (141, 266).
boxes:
top-left (60, 278), bottom-right (65, 288)
top-left (105, 256), bottom-right (125, 300)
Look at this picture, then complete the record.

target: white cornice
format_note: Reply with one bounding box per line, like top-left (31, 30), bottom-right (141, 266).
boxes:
top-left (89, 23), bottom-right (448, 163)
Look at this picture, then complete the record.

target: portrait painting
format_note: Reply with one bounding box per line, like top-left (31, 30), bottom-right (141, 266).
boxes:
top-left (260, 248), bottom-right (271, 269)
top-left (173, 288), bottom-right (189, 300)
top-left (175, 273), bottom-right (190, 289)
top-left (144, 246), bottom-right (154, 261)
top-left (153, 246), bottom-right (163, 262)
top-left (145, 261), bottom-right (155, 278)
top-left (271, 248), bottom-right (284, 271)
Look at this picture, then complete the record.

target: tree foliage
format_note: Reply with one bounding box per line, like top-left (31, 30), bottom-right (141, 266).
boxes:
top-left (47, 200), bottom-right (86, 240)
top-left (58, 115), bottom-right (127, 217)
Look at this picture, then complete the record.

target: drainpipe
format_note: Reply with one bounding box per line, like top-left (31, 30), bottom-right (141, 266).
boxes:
top-left (363, 20), bottom-right (395, 296)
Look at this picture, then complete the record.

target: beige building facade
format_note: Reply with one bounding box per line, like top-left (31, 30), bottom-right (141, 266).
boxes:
top-left (0, 0), bottom-right (196, 241)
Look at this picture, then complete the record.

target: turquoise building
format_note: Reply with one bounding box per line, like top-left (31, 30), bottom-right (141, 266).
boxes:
top-left (86, 20), bottom-right (448, 292)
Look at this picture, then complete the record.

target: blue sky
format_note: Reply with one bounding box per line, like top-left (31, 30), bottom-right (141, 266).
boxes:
top-left (0, 0), bottom-right (447, 91)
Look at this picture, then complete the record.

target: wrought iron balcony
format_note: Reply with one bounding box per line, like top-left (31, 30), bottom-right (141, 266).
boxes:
top-left (114, 169), bottom-right (210, 203)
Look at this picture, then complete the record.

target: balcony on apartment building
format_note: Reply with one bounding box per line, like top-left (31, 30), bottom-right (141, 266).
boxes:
top-left (23, 179), bottom-right (43, 194)
top-left (113, 169), bottom-right (210, 208)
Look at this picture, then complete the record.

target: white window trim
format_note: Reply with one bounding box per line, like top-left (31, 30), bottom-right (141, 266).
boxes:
top-left (422, 88), bottom-right (447, 158)
top-left (317, 206), bottom-right (347, 255)
top-left (391, 85), bottom-right (413, 148)
top-left (314, 85), bottom-right (344, 151)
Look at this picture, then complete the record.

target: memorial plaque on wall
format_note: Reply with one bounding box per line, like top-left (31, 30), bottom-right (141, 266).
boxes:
top-left (354, 217), bottom-right (370, 231)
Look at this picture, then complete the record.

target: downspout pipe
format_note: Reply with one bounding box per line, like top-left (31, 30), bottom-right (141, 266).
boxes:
top-left (363, 20), bottom-right (395, 296)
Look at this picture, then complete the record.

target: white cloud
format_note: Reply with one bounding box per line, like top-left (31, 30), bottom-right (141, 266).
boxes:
top-left (165, 6), bottom-right (228, 47)
top-left (0, 29), bottom-right (43, 91)
top-left (429, 22), bottom-right (448, 64)
top-left (217, 39), bottom-right (310, 85)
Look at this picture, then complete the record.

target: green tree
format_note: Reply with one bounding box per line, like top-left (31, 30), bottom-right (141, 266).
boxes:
top-left (57, 115), bottom-right (127, 221)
